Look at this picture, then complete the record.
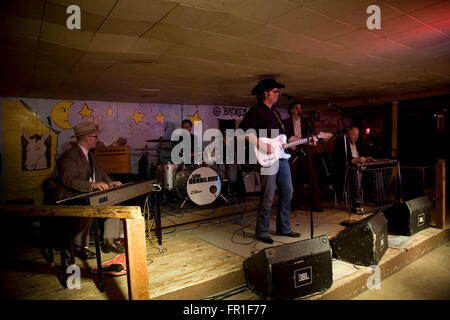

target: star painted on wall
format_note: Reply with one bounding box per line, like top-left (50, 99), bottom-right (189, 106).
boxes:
top-left (79, 104), bottom-right (93, 118)
top-left (189, 111), bottom-right (202, 126)
top-left (154, 111), bottom-right (165, 124)
top-left (130, 109), bottom-right (145, 124)
top-left (106, 107), bottom-right (113, 117)
top-left (173, 113), bottom-right (178, 119)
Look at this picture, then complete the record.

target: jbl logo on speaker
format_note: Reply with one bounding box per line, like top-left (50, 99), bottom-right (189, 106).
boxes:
top-left (418, 213), bottom-right (425, 227)
top-left (294, 266), bottom-right (312, 288)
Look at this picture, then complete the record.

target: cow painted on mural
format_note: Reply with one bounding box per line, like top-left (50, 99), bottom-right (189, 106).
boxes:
top-left (22, 128), bottom-right (51, 170)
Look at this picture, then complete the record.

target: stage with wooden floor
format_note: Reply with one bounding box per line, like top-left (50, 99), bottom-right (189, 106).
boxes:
top-left (1, 193), bottom-right (448, 300)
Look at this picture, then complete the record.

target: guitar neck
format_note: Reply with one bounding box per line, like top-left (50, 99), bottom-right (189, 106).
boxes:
top-left (284, 137), bottom-right (311, 149)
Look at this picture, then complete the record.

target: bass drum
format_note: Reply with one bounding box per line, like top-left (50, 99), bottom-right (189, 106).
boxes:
top-left (174, 166), bottom-right (221, 206)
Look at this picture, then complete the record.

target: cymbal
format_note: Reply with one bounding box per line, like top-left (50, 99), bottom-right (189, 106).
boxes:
top-left (146, 138), bottom-right (173, 143)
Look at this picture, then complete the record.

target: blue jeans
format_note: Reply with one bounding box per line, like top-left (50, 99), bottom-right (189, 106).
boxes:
top-left (256, 159), bottom-right (294, 237)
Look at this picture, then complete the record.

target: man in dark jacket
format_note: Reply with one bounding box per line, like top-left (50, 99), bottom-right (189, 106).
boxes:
top-left (238, 78), bottom-right (300, 244)
top-left (283, 101), bottom-right (322, 212)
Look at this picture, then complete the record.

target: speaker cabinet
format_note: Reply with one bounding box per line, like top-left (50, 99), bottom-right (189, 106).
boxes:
top-left (243, 171), bottom-right (261, 193)
top-left (382, 196), bottom-right (431, 236)
top-left (242, 235), bottom-right (332, 299)
top-left (330, 212), bottom-right (388, 266)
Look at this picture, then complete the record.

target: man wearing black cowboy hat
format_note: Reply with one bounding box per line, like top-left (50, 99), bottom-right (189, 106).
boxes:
top-left (56, 122), bottom-right (124, 259)
top-left (238, 79), bottom-right (300, 244)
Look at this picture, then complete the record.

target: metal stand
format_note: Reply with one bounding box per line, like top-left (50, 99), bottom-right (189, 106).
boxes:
top-left (304, 120), bottom-right (315, 239)
top-left (155, 190), bottom-right (162, 245)
top-left (219, 193), bottom-right (230, 203)
top-left (180, 196), bottom-right (189, 209)
top-left (93, 218), bottom-right (104, 292)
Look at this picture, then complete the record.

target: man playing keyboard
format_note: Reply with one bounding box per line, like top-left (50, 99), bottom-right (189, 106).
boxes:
top-left (56, 122), bottom-right (124, 259)
top-left (334, 125), bottom-right (373, 212)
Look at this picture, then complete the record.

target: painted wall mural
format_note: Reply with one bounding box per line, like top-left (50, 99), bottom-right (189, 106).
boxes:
top-left (21, 128), bottom-right (51, 171)
top-left (50, 101), bottom-right (73, 129)
top-left (1, 97), bottom-right (249, 204)
top-left (1, 100), bottom-right (58, 204)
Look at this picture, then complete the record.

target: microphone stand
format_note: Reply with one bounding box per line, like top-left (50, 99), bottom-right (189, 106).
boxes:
top-left (311, 124), bottom-right (335, 207)
top-left (302, 114), bottom-right (315, 239)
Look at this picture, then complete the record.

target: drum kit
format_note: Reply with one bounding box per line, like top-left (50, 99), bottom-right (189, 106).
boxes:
top-left (134, 137), bottom-right (229, 208)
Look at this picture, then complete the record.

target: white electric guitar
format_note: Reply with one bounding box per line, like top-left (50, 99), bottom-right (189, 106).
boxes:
top-left (254, 132), bottom-right (333, 167)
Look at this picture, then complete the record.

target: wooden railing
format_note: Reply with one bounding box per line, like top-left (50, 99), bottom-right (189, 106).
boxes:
top-left (0, 205), bottom-right (149, 300)
top-left (435, 159), bottom-right (446, 229)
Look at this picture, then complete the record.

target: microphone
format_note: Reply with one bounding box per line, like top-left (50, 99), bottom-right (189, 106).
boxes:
top-left (328, 102), bottom-right (340, 111)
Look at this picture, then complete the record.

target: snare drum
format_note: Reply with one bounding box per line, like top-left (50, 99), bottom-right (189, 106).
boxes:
top-left (174, 166), bottom-right (221, 206)
top-left (157, 162), bottom-right (178, 190)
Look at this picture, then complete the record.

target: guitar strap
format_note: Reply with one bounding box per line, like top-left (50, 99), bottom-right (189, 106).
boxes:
top-left (272, 109), bottom-right (286, 134)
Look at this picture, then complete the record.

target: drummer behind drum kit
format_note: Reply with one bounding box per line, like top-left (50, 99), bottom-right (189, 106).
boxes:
top-left (139, 138), bottom-right (229, 208)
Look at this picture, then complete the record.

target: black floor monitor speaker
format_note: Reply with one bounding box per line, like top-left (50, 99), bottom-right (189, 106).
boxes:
top-left (242, 235), bottom-right (332, 299)
top-left (382, 196), bottom-right (432, 236)
top-left (330, 212), bottom-right (388, 266)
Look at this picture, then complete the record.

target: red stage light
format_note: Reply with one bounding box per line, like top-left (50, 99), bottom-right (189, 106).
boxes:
top-left (365, 128), bottom-right (371, 134)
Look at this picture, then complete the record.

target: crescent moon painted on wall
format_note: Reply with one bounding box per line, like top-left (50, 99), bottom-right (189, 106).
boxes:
top-left (51, 101), bottom-right (73, 129)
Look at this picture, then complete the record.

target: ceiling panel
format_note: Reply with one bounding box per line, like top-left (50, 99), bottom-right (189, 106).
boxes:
top-left (328, 30), bottom-right (381, 49)
top-left (0, 0), bottom-right (449, 106)
top-left (408, 1), bottom-right (450, 24)
top-left (389, 26), bottom-right (449, 50)
top-left (381, 0), bottom-right (446, 14)
top-left (298, 19), bottom-right (356, 40)
top-left (161, 4), bottom-right (262, 37)
top-left (87, 33), bottom-right (138, 53)
top-left (270, 7), bottom-right (332, 34)
top-left (0, 0), bottom-right (44, 20)
top-left (40, 21), bottom-right (94, 50)
top-left (0, 11), bottom-right (41, 39)
top-left (305, 0), bottom-right (374, 18)
top-left (108, 0), bottom-right (177, 22)
top-left (431, 17), bottom-right (450, 34)
top-left (47, 0), bottom-right (117, 17)
top-left (229, 0), bottom-right (298, 24)
top-left (126, 38), bottom-right (169, 55)
top-left (368, 15), bottom-right (425, 37)
top-left (164, 0), bottom-right (244, 13)
top-left (97, 18), bottom-right (155, 36)
top-left (43, 2), bottom-right (105, 33)
top-left (338, 1), bottom-right (404, 29)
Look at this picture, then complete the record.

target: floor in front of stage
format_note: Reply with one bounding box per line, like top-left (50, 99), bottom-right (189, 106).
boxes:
top-left (1, 195), bottom-right (449, 300)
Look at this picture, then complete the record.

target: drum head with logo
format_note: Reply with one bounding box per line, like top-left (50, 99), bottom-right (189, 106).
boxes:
top-left (186, 167), bottom-right (221, 206)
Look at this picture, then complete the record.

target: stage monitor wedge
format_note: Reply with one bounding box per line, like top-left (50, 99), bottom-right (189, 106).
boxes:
top-left (330, 212), bottom-right (388, 266)
top-left (242, 235), bottom-right (332, 299)
top-left (382, 196), bottom-right (431, 236)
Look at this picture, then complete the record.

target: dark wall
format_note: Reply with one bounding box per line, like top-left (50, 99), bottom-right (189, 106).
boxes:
top-left (398, 95), bottom-right (449, 165)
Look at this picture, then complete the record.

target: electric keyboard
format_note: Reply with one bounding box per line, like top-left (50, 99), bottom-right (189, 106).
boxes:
top-left (357, 159), bottom-right (398, 170)
top-left (56, 179), bottom-right (160, 206)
